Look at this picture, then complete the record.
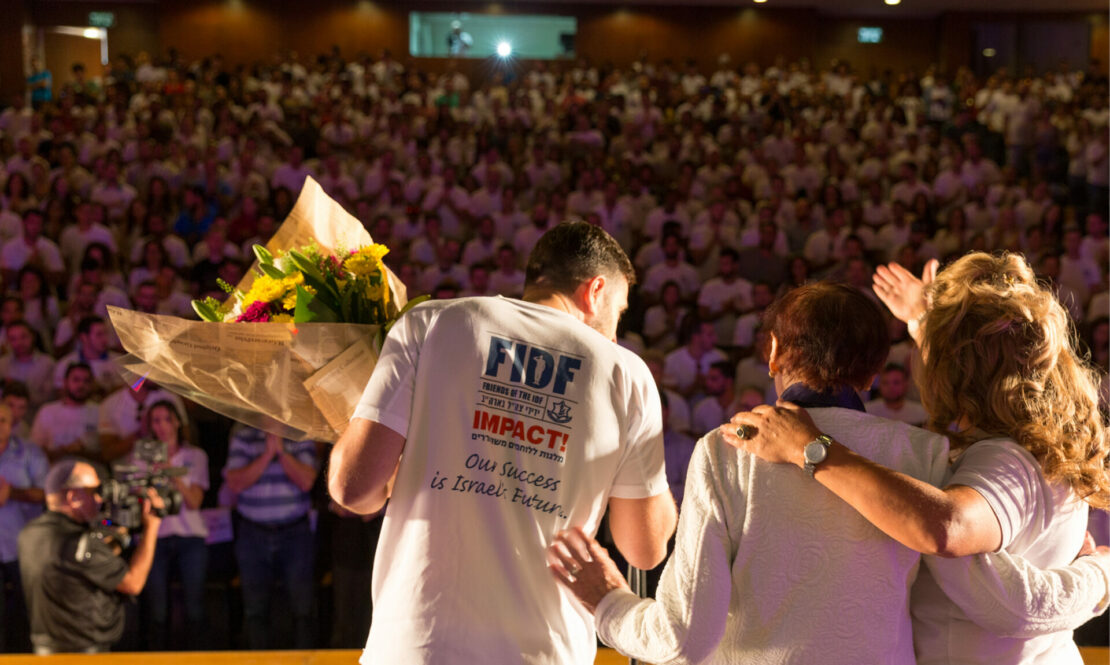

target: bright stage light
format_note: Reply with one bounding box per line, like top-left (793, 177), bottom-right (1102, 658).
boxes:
top-left (496, 41), bottom-right (512, 57)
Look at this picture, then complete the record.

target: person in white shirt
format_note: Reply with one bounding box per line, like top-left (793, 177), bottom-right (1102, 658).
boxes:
top-left (30, 363), bottom-right (100, 462)
top-left (696, 248), bottom-right (752, 343)
top-left (641, 233), bottom-right (700, 303)
top-left (663, 318), bottom-right (727, 399)
top-left (270, 145), bottom-right (313, 195)
top-left (0, 321), bottom-right (54, 409)
top-left (734, 254), bottom-right (1110, 665)
top-left (689, 360), bottom-right (742, 436)
top-left (1, 210), bottom-right (64, 286)
top-left (59, 201), bottom-right (118, 274)
top-left (549, 282), bottom-right (951, 664)
top-left (52, 316), bottom-right (121, 397)
top-left (329, 221), bottom-right (675, 665)
top-left (864, 363), bottom-right (927, 426)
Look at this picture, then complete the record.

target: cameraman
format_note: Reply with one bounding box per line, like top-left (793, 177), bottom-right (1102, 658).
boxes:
top-left (17, 458), bottom-right (164, 654)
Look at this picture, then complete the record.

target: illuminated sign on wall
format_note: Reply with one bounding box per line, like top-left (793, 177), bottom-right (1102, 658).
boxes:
top-left (858, 27), bottom-right (883, 43)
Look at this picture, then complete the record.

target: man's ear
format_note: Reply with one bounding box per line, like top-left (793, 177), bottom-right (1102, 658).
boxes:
top-left (580, 274), bottom-right (607, 317)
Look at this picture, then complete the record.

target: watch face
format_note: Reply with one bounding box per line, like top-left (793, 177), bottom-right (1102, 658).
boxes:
top-left (804, 440), bottom-right (828, 465)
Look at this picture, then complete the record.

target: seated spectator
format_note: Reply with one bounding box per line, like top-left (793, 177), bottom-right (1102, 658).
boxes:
top-left (864, 363), bottom-right (928, 426)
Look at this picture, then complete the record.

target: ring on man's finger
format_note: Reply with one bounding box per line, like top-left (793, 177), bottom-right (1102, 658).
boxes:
top-left (735, 424), bottom-right (754, 440)
top-left (566, 562), bottom-right (581, 576)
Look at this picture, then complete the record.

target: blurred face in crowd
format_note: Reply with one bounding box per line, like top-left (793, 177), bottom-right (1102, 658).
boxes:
top-left (81, 322), bottom-right (110, 356)
top-left (134, 284), bottom-right (159, 312)
top-left (149, 404), bottom-right (182, 446)
top-left (3, 394), bottom-right (28, 428)
top-left (736, 387), bottom-right (765, 412)
top-left (7, 324), bottom-right (33, 358)
top-left (64, 367), bottom-right (94, 403)
top-left (1, 299), bottom-right (23, 325)
top-left (704, 367), bottom-right (730, 396)
top-left (879, 369), bottom-right (908, 403)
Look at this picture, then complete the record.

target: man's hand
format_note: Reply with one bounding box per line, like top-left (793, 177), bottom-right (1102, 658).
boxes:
top-left (547, 527), bottom-right (629, 614)
top-left (721, 400), bottom-right (822, 467)
top-left (142, 488), bottom-right (165, 531)
top-left (265, 432), bottom-right (284, 460)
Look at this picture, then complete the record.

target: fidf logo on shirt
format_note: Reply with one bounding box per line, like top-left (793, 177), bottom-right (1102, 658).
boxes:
top-left (483, 336), bottom-right (581, 396)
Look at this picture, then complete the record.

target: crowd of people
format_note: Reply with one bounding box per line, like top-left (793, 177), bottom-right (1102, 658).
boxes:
top-left (0, 44), bottom-right (1107, 652)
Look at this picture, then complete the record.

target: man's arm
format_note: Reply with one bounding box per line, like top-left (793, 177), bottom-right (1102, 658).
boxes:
top-left (115, 489), bottom-right (163, 595)
top-left (608, 492), bottom-right (677, 570)
top-left (328, 417), bottom-right (405, 515)
top-left (277, 444), bottom-right (318, 493)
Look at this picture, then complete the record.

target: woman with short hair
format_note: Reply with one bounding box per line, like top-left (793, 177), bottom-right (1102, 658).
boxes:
top-left (550, 282), bottom-right (952, 664)
top-left (728, 252), bottom-right (1110, 664)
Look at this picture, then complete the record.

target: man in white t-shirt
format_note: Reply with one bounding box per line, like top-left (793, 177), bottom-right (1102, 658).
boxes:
top-left (864, 364), bottom-right (927, 426)
top-left (329, 221), bottom-right (676, 665)
top-left (30, 363), bottom-right (100, 462)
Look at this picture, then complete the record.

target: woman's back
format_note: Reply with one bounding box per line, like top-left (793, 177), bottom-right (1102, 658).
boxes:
top-left (596, 407), bottom-right (949, 665)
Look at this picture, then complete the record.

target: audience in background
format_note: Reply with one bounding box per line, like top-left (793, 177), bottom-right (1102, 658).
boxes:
top-left (0, 46), bottom-right (1105, 651)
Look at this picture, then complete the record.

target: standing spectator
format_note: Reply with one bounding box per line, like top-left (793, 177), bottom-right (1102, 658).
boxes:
top-left (134, 401), bottom-right (209, 651)
top-left (25, 60), bottom-right (51, 109)
top-left (1, 210), bottom-right (64, 287)
top-left (222, 426), bottom-right (317, 649)
top-left (0, 321), bottom-right (54, 409)
top-left (0, 403), bottom-right (47, 652)
top-left (52, 316), bottom-right (120, 397)
top-left (30, 364), bottom-right (100, 463)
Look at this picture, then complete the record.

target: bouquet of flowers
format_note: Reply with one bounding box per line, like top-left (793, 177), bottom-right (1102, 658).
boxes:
top-left (109, 177), bottom-right (423, 442)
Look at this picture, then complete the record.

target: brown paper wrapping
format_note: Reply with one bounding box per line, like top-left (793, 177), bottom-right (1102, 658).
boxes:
top-left (108, 177), bottom-right (405, 442)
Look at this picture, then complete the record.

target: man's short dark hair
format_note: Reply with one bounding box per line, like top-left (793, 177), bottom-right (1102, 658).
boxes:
top-left (524, 221), bottom-right (635, 295)
top-left (77, 316), bottom-right (104, 337)
top-left (64, 361), bottom-right (93, 381)
top-left (1, 379), bottom-right (30, 400)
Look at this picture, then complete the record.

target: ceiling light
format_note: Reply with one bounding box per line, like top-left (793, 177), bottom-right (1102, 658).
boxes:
top-left (885, 0), bottom-right (901, 5)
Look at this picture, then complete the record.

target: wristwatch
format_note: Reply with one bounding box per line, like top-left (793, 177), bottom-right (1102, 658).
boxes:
top-left (803, 434), bottom-right (833, 477)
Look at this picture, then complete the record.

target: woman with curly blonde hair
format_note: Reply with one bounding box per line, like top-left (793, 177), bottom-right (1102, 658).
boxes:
top-left (728, 251), bottom-right (1110, 664)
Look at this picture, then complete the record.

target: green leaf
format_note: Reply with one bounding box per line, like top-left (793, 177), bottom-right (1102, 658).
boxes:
top-left (253, 244), bottom-right (273, 265)
top-left (192, 299), bottom-right (223, 322)
top-left (259, 263), bottom-right (287, 280)
top-left (288, 250), bottom-right (324, 282)
top-left (292, 284), bottom-right (318, 324)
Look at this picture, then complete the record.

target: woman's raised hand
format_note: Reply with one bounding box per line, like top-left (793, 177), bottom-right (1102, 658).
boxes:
top-left (873, 258), bottom-right (938, 325)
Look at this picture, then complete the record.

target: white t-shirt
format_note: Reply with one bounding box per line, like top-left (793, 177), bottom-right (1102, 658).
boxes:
top-left (30, 401), bottom-right (100, 454)
top-left (595, 408), bottom-right (950, 665)
top-left (912, 438), bottom-right (1090, 665)
top-left (355, 296), bottom-right (668, 665)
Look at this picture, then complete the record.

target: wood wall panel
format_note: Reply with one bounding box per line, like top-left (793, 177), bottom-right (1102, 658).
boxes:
top-left (29, 1), bottom-right (159, 65)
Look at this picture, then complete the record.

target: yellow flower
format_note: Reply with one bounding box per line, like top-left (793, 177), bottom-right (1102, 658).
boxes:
top-left (242, 275), bottom-right (285, 306)
top-left (272, 314), bottom-right (294, 323)
top-left (281, 283), bottom-right (315, 310)
top-left (344, 244), bottom-right (390, 277)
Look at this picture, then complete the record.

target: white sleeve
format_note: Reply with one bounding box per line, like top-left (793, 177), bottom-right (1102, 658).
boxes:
top-left (923, 550), bottom-right (1110, 638)
top-left (609, 360), bottom-right (668, 500)
top-left (352, 306), bottom-right (429, 437)
top-left (947, 440), bottom-right (1040, 550)
top-left (595, 435), bottom-right (733, 665)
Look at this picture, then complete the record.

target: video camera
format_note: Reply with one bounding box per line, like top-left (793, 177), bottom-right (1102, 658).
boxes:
top-left (100, 438), bottom-right (185, 533)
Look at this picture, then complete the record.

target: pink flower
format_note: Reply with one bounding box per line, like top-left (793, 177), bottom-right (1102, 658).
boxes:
top-left (236, 300), bottom-right (273, 322)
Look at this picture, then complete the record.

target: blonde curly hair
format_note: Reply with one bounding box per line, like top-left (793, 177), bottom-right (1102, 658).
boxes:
top-left (919, 252), bottom-right (1110, 509)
